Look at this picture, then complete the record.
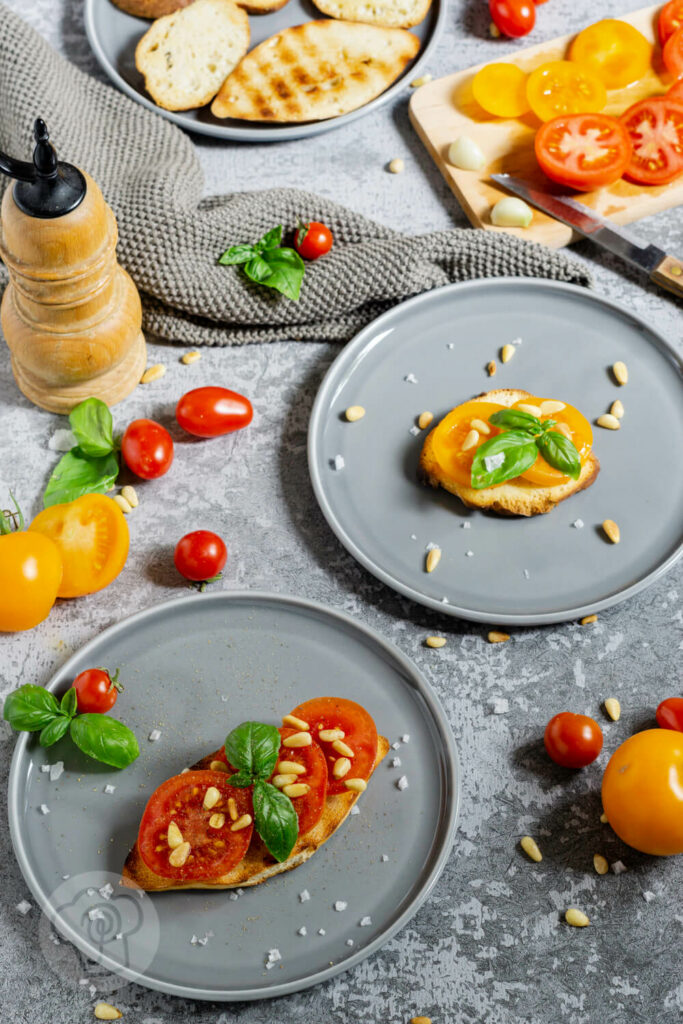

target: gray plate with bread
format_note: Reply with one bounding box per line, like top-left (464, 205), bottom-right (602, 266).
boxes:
top-left (85, 0), bottom-right (443, 141)
top-left (308, 278), bottom-right (683, 626)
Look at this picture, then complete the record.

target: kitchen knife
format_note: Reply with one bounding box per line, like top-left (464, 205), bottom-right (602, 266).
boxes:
top-left (491, 173), bottom-right (683, 299)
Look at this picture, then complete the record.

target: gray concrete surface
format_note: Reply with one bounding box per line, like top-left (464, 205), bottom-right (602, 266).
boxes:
top-left (1, 0), bottom-right (682, 1021)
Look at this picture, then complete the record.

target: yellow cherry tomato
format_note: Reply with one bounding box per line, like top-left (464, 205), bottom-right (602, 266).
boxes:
top-left (569, 19), bottom-right (652, 90)
top-left (472, 63), bottom-right (530, 118)
top-left (526, 61), bottom-right (606, 122)
top-left (602, 730), bottom-right (683, 856)
top-left (512, 397), bottom-right (593, 486)
top-left (0, 531), bottom-right (63, 631)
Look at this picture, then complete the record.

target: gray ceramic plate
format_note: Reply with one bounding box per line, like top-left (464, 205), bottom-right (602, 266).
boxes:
top-left (84, 0), bottom-right (443, 141)
top-left (8, 592), bottom-right (459, 1001)
top-left (308, 279), bottom-right (683, 625)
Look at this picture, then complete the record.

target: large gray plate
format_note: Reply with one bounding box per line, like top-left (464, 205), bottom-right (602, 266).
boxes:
top-left (308, 279), bottom-right (683, 625)
top-left (84, 0), bottom-right (443, 141)
top-left (8, 592), bottom-right (459, 1001)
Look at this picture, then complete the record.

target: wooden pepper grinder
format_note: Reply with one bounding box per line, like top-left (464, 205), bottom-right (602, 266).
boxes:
top-left (0, 118), bottom-right (146, 412)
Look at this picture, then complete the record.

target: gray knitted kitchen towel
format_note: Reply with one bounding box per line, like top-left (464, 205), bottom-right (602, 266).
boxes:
top-left (0, 4), bottom-right (591, 345)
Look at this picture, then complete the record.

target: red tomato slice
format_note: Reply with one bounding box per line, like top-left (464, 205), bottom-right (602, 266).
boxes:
top-left (620, 96), bottom-right (683, 185)
top-left (659, 0), bottom-right (683, 45)
top-left (535, 113), bottom-right (632, 191)
top-left (289, 697), bottom-right (379, 797)
top-left (669, 78), bottom-right (683, 100)
top-left (275, 727), bottom-right (328, 835)
top-left (663, 25), bottom-right (683, 77)
top-left (138, 771), bottom-right (253, 881)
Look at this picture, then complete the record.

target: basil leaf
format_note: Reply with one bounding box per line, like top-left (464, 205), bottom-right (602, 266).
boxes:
top-left (39, 716), bottom-right (71, 747)
top-left (225, 721), bottom-right (280, 779)
top-left (3, 685), bottom-right (60, 731)
top-left (245, 255), bottom-right (273, 283)
top-left (69, 398), bottom-right (114, 457)
top-left (226, 772), bottom-right (253, 789)
top-left (252, 780), bottom-right (298, 863)
top-left (537, 430), bottom-right (581, 481)
top-left (258, 225), bottom-right (282, 251)
top-left (60, 687), bottom-right (78, 718)
top-left (218, 244), bottom-right (259, 266)
top-left (489, 409), bottom-right (542, 434)
top-left (470, 431), bottom-right (539, 489)
top-left (258, 247), bottom-right (305, 302)
top-left (70, 714), bottom-right (139, 769)
top-left (43, 448), bottom-right (119, 508)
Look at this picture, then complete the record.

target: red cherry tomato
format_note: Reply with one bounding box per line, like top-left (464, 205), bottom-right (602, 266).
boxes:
top-left (620, 96), bottom-right (683, 186)
top-left (489, 0), bottom-right (535, 37)
top-left (294, 221), bottom-right (333, 260)
top-left (121, 419), bottom-right (174, 479)
top-left (73, 668), bottom-right (122, 714)
top-left (656, 697), bottom-right (683, 732)
top-left (544, 712), bottom-right (603, 768)
top-left (659, 0), bottom-right (683, 45)
top-left (175, 387), bottom-right (253, 439)
top-left (663, 25), bottom-right (683, 77)
top-left (174, 530), bottom-right (227, 582)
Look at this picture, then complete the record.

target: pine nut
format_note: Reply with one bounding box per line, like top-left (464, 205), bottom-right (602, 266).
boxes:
top-left (487, 360), bottom-right (497, 376)
top-left (332, 739), bottom-right (354, 758)
top-left (501, 343), bottom-right (515, 363)
top-left (141, 363), bottom-right (166, 384)
top-left (169, 841), bottom-right (191, 867)
top-left (333, 757), bottom-right (352, 779)
top-left (461, 429), bottom-right (479, 451)
top-left (596, 414), bottom-right (620, 430)
top-left (283, 783), bottom-right (310, 798)
top-left (227, 797), bottom-right (238, 821)
top-left (517, 403), bottom-right (541, 417)
top-left (555, 422), bottom-right (572, 439)
top-left (318, 728), bottom-right (345, 742)
top-left (94, 1004), bottom-right (123, 1021)
top-left (610, 399), bottom-right (624, 419)
top-left (488, 631), bottom-right (509, 643)
top-left (470, 418), bottom-right (491, 434)
top-left (203, 786), bottom-right (221, 810)
top-left (426, 547), bottom-right (441, 573)
top-left (181, 350), bottom-right (201, 364)
top-left (345, 405), bottom-right (365, 422)
top-left (167, 820), bottom-right (184, 849)
top-left (580, 614), bottom-right (597, 625)
top-left (277, 760), bottom-right (306, 775)
top-left (230, 814), bottom-right (252, 832)
top-left (600, 812), bottom-right (609, 823)
top-left (540, 400), bottom-right (565, 415)
top-left (411, 1019), bottom-right (432, 1024)
top-left (604, 697), bottom-right (621, 721)
top-left (565, 908), bottom-right (590, 928)
top-left (344, 778), bottom-right (367, 793)
top-left (120, 485), bottom-right (138, 508)
top-left (520, 835), bottom-right (542, 862)
top-left (273, 773), bottom-right (298, 788)
top-left (283, 714), bottom-right (309, 730)
top-left (209, 813), bottom-right (225, 829)
top-left (593, 853), bottom-right (609, 875)
top-left (418, 411), bottom-right (434, 430)
top-left (388, 158), bottom-right (404, 174)
top-left (425, 636), bottom-right (446, 648)
top-left (602, 519), bottom-right (620, 544)
top-left (283, 732), bottom-right (312, 748)
top-left (113, 495), bottom-right (132, 514)
top-left (612, 361), bottom-right (628, 385)
top-left (209, 760), bottom-right (228, 772)
top-left (490, 19), bottom-right (500, 35)
top-left (410, 74), bottom-right (432, 87)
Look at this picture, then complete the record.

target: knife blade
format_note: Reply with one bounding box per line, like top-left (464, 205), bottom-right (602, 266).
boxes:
top-left (491, 173), bottom-right (683, 299)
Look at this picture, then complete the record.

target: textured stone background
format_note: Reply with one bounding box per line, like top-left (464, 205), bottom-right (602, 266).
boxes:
top-left (1, 0), bottom-right (682, 1021)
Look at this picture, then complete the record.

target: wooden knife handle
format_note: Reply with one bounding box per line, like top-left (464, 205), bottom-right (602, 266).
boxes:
top-left (650, 254), bottom-right (683, 299)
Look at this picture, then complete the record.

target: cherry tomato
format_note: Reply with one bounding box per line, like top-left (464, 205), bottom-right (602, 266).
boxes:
top-left (663, 25), bottom-right (683, 77)
top-left (602, 730), bottom-right (683, 855)
top-left (174, 530), bottom-right (227, 582)
top-left (472, 63), bottom-right (530, 118)
top-left (73, 668), bottom-right (123, 714)
top-left (656, 697), bottom-right (683, 732)
top-left (121, 419), bottom-right (174, 479)
top-left (568, 19), bottom-right (652, 90)
top-left (526, 62), bottom-right (606, 123)
top-left (659, 0), bottom-right (683, 45)
top-left (289, 696), bottom-right (379, 796)
top-left (489, 0), bottom-right (535, 37)
top-left (0, 530), bottom-right (62, 631)
top-left (29, 494), bottom-right (129, 598)
top-left (175, 387), bottom-right (253, 439)
top-left (544, 712), bottom-right (603, 768)
top-left (294, 221), bottom-right (333, 260)
top-left (620, 96), bottom-right (683, 186)
top-left (535, 113), bottom-right (632, 191)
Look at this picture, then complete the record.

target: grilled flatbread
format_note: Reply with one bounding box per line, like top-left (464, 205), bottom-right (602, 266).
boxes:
top-left (311, 0), bottom-right (431, 29)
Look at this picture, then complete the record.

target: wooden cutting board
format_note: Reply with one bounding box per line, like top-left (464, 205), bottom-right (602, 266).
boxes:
top-left (409, 5), bottom-right (683, 248)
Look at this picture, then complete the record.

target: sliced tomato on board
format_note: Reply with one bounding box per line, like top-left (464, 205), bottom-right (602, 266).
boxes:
top-left (138, 771), bottom-right (253, 881)
top-left (535, 113), bottom-right (632, 191)
top-left (289, 697), bottom-right (379, 797)
top-left (659, 0), bottom-right (683, 45)
top-left (663, 26), bottom-right (683, 77)
top-left (568, 19), bottom-right (652, 89)
top-left (620, 96), bottom-right (683, 186)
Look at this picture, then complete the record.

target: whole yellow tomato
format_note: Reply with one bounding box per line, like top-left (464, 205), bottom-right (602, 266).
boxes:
top-left (602, 729), bottom-right (683, 856)
top-left (0, 531), bottom-right (63, 631)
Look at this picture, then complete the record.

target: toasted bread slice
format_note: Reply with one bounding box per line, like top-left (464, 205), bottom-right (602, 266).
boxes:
top-left (237, 0), bottom-right (290, 11)
top-left (135, 0), bottom-right (250, 112)
top-left (211, 20), bottom-right (420, 122)
top-left (122, 736), bottom-right (390, 891)
top-left (311, 0), bottom-right (431, 29)
top-left (419, 389), bottom-right (599, 517)
top-left (111, 0), bottom-right (194, 17)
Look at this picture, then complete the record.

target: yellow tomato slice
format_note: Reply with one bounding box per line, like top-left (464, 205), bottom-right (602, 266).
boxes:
top-left (526, 61), bottom-right (606, 122)
top-left (472, 63), bottom-right (530, 118)
top-left (569, 19), bottom-right (652, 90)
top-left (513, 398), bottom-right (593, 486)
top-left (431, 401), bottom-right (504, 487)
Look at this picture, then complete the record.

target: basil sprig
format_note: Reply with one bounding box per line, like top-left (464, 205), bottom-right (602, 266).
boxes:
top-left (471, 409), bottom-right (581, 489)
top-left (218, 225), bottom-right (305, 302)
top-left (3, 683), bottom-right (139, 769)
top-left (44, 397), bottom-right (120, 508)
top-left (224, 720), bottom-right (298, 863)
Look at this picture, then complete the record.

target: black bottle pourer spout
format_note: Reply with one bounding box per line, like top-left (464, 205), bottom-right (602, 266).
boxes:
top-left (0, 118), bottom-right (86, 219)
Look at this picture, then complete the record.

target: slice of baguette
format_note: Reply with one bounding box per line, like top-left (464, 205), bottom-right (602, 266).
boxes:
top-left (122, 736), bottom-right (390, 891)
top-left (135, 0), bottom-right (250, 112)
top-left (237, 0), bottom-right (290, 12)
top-left (419, 389), bottom-right (600, 517)
top-left (211, 20), bottom-right (420, 122)
top-left (111, 0), bottom-right (194, 17)
top-left (311, 0), bottom-right (431, 29)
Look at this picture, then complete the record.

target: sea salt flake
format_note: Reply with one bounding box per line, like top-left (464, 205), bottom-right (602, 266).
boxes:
top-left (297, 926), bottom-right (307, 936)
top-left (115, 932), bottom-right (123, 940)
top-left (410, 533), bottom-right (417, 541)
top-left (148, 729), bottom-right (161, 742)
top-left (397, 775), bottom-right (409, 791)
top-left (490, 698), bottom-right (510, 715)
top-left (391, 757), bottom-right (401, 768)
top-left (391, 741), bottom-right (401, 750)
top-left (16, 900), bottom-right (31, 915)
top-left (349, 805), bottom-right (360, 816)
top-left (62, 875), bottom-right (70, 880)
top-left (190, 935), bottom-right (198, 945)
top-left (523, 569), bottom-right (530, 579)
top-left (401, 734), bottom-right (410, 743)
top-left (484, 452), bottom-right (505, 473)
top-left (447, 343), bottom-right (455, 350)
top-left (334, 901), bottom-right (348, 912)
top-left (381, 854), bottom-right (389, 862)
top-left (465, 550), bottom-right (474, 558)
top-left (40, 803), bottom-right (50, 815)
top-left (409, 425), bottom-right (421, 436)
top-left (332, 454), bottom-right (345, 471)
top-left (359, 916), bottom-right (372, 927)
top-left (228, 893), bottom-right (239, 901)
top-left (299, 889), bottom-right (311, 902)
top-left (425, 541), bottom-right (440, 552)
top-left (643, 891), bottom-right (656, 902)
top-left (346, 938), bottom-right (355, 946)
top-left (267, 949), bottom-right (281, 966)
top-left (461, 522), bottom-right (471, 529)
top-left (511, 337), bottom-right (523, 346)
top-left (40, 764), bottom-right (50, 774)
top-left (49, 761), bottom-right (64, 782)
top-left (99, 883), bottom-right (114, 901)
top-left (48, 428), bottom-right (77, 452)
top-left (236, 888), bottom-right (244, 896)
top-left (88, 908), bottom-right (105, 922)
top-left (611, 860), bottom-right (627, 875)
top-left (317, 928), bottom-right (326, 936)
top-left (104, 784), bottom-right (116, 795)
top-left (572, 519), bottom-right (584, 529)
top-left (404, 373), bottom-right (418, 384)
top-left (197, 936), bottom-right (209, 946)
top-left (441, 597), bottom-right (449, 604)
